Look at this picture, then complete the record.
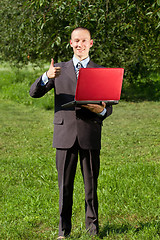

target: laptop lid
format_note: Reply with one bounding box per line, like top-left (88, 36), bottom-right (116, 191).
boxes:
top-left (75, 68), bottom-right (124, 101)
top-left (61, 68), bottom-right (124, 108)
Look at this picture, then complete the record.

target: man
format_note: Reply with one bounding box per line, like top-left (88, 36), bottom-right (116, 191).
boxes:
top-left (30, 27), bottom-right (112, 239)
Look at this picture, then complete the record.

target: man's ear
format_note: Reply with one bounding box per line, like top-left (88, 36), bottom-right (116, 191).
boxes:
top-left (90, 39), bottom-right (93, 47)
top-left (70, 40), bottom-right (73, 47)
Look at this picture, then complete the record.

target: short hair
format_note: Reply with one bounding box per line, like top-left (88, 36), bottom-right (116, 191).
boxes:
top-left (71, 27), bottom-right (91, 39)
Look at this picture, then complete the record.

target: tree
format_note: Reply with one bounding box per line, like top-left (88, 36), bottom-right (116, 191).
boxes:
top-left (0, 0), bottom-right (159, 81)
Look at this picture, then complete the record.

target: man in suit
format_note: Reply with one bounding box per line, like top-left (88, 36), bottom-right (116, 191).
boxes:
top-left (30, 27), bottom-right (112, 239)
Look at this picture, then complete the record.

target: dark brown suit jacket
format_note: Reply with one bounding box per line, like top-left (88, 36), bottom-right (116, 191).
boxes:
top-left (29, 59), bottom-right (112, 149)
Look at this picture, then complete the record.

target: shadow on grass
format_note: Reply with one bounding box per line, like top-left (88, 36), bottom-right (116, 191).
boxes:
top-left (99, 223), bottom-right (131, 238)
top-left (99, 220), bottom-right (160, 238)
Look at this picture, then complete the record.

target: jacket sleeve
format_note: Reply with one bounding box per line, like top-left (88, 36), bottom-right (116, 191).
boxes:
top-left (29, 75), bottom-right (55, 98)
top-left (101, 105), bottom-right (113, 120)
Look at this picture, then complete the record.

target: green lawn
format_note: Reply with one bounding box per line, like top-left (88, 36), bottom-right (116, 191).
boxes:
top-left (0, 99), bottom-right (160, 239)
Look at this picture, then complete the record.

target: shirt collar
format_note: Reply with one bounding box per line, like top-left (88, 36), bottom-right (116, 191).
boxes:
top-left (73, 55), bottom-right (90, 69)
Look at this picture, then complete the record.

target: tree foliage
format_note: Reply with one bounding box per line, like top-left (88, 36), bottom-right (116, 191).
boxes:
top-left (0, 0), bottom-right (160, 83)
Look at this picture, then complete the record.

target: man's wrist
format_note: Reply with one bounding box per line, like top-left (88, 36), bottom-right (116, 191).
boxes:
top-left (98, 108), bottom-right (107, 116)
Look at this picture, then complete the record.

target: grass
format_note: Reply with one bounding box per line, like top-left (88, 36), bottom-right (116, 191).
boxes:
top-left (0, 62), bottom-right (54, 110)
top-left (0, 63), bottom-right (160, 239)
top-left (0, 99), bottom-right (160, 239)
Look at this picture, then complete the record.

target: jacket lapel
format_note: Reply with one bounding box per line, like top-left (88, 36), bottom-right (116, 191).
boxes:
top-left (87, 60), bottom-right (101, 68)
top-left (64, 59), bottom-right (77, 83)
top-left (87, 60), bottom-right (94, 68)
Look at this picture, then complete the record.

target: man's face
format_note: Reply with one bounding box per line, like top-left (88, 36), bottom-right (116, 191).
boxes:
top-left (70, 29), bottom-right (93, 61)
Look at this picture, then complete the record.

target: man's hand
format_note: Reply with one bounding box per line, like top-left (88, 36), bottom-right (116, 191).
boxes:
top-left (47, 58), bottom-right (61, 79)
top-left (82, 102), bottom-right (106, 114)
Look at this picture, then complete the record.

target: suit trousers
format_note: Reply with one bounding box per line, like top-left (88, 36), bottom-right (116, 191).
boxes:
top-left (56, 138), bottom-right (100, 236)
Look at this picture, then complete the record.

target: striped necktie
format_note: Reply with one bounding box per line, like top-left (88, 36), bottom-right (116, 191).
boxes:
top-left (76, 62), bottom-right (83, 79)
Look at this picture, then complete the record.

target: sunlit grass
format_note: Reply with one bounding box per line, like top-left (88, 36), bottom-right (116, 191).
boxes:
top-left (0, 99), bottom-right (160, 239)
top-left (0, 62), bottom-right (160, 239)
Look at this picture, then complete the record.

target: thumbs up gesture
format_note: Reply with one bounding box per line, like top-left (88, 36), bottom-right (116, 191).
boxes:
top-left (47, 58), bottom-right (61, 79)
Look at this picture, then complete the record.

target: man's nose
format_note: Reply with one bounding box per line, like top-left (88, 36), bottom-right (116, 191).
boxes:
top-left (78, 41), bottom-right (83, 47)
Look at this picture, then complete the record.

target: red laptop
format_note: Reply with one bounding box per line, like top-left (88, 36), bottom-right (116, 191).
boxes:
top-left (62, 68), bottom-right (124, 108)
